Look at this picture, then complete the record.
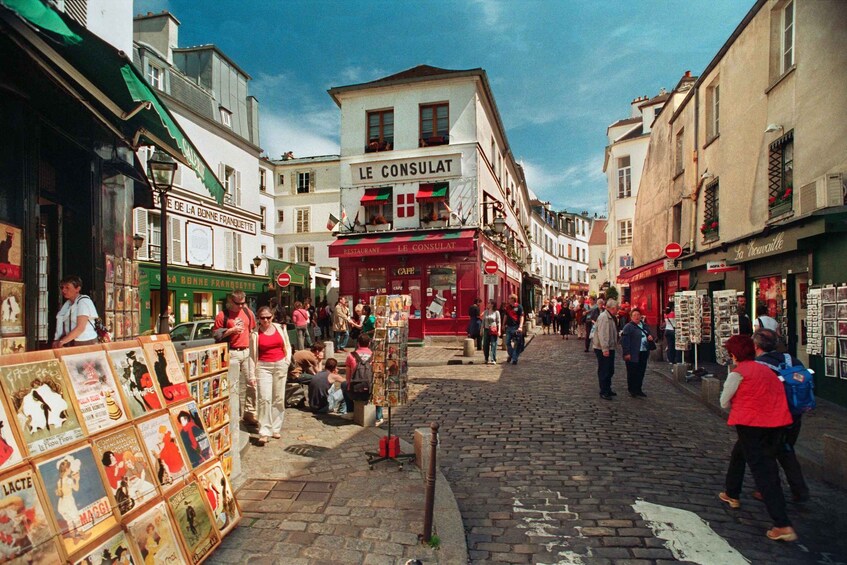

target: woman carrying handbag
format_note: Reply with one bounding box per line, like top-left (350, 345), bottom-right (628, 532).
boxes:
top-left (620, 307), bottom-right (656, 397)
top-left (481, 299), bottom-right (501, 365)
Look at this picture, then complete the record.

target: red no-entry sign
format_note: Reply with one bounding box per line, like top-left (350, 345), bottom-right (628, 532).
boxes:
top-left (664, 243), bottom-right (683, 259)
top-left (276, 272), bottom-right (291, 287)
top-left (483, 260), bottom-right (498, 275)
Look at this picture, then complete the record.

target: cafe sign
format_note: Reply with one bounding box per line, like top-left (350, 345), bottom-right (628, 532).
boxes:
top-left (729, 232), bottom-right (792, 264)
top-left (154, 192), bottom-right (258, 235)
top-left (351, 154), bottom-right (462, 185)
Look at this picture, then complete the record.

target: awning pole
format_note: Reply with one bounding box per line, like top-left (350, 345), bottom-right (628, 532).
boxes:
top-left (122, 100), bottom-right (152, 121)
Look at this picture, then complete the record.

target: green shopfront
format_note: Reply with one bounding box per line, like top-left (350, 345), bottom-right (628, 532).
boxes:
top-left (139, 263), bottom-right (268, 330)
top-left (267, 258), bottom-right (311, 311)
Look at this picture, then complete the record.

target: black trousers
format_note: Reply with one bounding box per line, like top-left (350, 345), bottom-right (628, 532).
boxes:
top-left (625, 355), bottom-right (648, 394)
top-left (594, 349), bottom-right (615, 395)
top-left (779, 415), bottom-right (809, 497)
top-left (584, 321), bottom-right (593, 351)
top-left (725, 425), bottom-right (791, 527)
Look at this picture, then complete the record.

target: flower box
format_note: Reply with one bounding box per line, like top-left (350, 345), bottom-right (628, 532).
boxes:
top-left (366, 223), bottom-right (392, 232)
top-left (769, 199), bottom-right (793, 218)
top-left (422, 219), bottom-right (448, 228)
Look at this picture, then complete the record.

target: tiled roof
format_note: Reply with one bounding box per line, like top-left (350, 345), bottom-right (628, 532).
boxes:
top-left (638, 92), bottom-right (671, 108)
top-left (588, 220), bottom-right (607, 245)
top-left (370, 65), bottom-right (471, 84)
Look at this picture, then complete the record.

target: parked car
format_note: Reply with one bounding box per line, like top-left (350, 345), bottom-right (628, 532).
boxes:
top-left (170, 319), bottom-right (215, 359)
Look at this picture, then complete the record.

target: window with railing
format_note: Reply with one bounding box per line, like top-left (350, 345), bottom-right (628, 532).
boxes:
top-left (617, 156), bottom-right (631, 198)
top-left (768, 131), bottom-right (794, 218)
top-left (419, 103), bottom-right (449, 147)
top-left (702, 180), bottom-right (719, 240)
top-left (366, 109), bottom-right (393, 152)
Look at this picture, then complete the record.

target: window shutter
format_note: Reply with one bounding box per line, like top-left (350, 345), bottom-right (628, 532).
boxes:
top-left (309, 245), bottom-right (315, 263)
top-left (310, 170), bottom-right (316, 192)
top-left (133, 208), bottom-right (149, 260)
top-left (235, 233), bottom-right (243, 271)
top-left (289, 246), bottom-right (296, 262)
top-left (225, 231), bottom-right (234, 271)
top-left (168, 217), bottom-right (183, 263)
top-left (291, 172), bottom-right (297, 195)
top-left (235, 169), bottom-right (242, 206)
top-left (218, 163), bottom-right (226, 196)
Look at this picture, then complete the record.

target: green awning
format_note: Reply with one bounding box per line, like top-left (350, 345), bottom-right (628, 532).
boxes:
top-left (361, 187), bottom-right (392, 206)
top-left (267, 259), bottom-right (309, 287)
top-left (416, 182), bottom-right (448, 201)
top-left (0, 0), bottom-right (225, 204)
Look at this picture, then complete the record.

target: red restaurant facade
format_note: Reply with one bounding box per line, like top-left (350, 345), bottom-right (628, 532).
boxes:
top-left (618, 257), bottom-right (690, 326)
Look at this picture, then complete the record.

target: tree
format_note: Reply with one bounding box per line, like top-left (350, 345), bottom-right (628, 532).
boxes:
top-left (605, 285), bottom-right (619, 301)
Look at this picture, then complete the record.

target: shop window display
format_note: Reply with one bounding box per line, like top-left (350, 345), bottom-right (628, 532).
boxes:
top-left (427, 265), bottom-right (456, 318)
top-left (753, 275), bottom-right (787, 338)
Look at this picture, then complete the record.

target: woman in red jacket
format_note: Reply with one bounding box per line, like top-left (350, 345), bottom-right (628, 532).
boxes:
top-left (718, 334), bottom-right (796, 542)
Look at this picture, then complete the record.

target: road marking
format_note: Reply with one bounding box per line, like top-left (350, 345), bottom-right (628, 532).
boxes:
top-left (633, 499), bottom-right (750, 564)
top-left (513, 490), bottom-right (592, 565)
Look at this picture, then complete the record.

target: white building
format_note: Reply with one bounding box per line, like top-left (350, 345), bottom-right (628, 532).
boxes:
top-left (132, 11), bottom-right (268, 327)
top-left (602, 89), bottom-right (672, 296)
top-left (587, 218), bottom-right (608, 296)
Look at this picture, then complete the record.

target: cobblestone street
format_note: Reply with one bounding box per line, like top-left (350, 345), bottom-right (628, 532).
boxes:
top-left (392, 334), bottom-right (847, 564)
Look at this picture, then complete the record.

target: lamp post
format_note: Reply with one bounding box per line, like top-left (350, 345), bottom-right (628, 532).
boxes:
top-left (481, 201), bottom-right (507, 235)
top-left (147, 149), bottom-right (177, 334)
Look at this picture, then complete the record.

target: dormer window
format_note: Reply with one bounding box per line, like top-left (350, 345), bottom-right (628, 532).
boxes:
top-left (220, 107), bottom-right (232, 128)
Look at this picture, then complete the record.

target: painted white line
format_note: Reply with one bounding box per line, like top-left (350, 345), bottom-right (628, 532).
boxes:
top-left (513, 490), bottom-right (592, 565)
top-left (633, 499), bottom-right (750, 565)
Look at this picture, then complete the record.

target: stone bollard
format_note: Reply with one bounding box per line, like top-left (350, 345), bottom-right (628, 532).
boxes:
top-left (463, 338), bottom-right (475, 357)
top-left (672, 363), bottom-right (689, 382)
top-left (353, 400), bottom-right (376, 427)
top-left (414, 426), bottom-right (438, 472)
top-left (701, 376), bottom-right (722, 407)
top-left (323, 341), bottom-right (335, 357)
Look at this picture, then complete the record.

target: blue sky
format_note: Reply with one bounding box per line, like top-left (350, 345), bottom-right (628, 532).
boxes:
top-left (134, 0), bottom-right (752, 214)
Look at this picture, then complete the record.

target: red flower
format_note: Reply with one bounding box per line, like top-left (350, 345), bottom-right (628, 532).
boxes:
top-left (711, 221), bottom-right (719, 229)
top-left (784, 188), bottom-right (792, 198)
top-left (769, 196), bottom-right (777, 205)
top-left (700, 223), bottom-right (707, 233)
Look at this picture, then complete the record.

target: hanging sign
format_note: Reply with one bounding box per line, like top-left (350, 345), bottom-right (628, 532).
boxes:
top-left (707, 260), bottom-right (739, 274)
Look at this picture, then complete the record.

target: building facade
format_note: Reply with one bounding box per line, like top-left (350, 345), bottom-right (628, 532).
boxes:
top-left (327, 66), bottom-right (530, 342)
top-left (587, 219), bottom-right (608, 296)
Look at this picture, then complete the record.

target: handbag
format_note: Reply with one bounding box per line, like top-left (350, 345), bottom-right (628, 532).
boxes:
top-left (89, 318), bottom-right (112, 343)
top-left (489, 324), bottom-right (500, 337)
top-left (638, 325), bottom-right (656, 351)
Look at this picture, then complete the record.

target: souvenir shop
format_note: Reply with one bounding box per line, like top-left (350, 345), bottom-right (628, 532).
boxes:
top-left (618, 258), bottom-right (690, 327)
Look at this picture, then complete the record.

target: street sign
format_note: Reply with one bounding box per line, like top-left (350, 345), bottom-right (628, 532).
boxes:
top-left (706, 260), bottom-right (738, 274)
top-left (483, 260), bottom-right (498, 275)
top-left (276, 272), bottom-right (291, 287)
top-left (663, 259), bottom-right (682, 271)
top-left (483, 274), bottom-right (499, 285)
top-left (664, 242), bottom-right (683, 259)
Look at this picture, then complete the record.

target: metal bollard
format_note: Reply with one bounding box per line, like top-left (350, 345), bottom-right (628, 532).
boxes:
top-left (422, 422), bottom-right (439, 543)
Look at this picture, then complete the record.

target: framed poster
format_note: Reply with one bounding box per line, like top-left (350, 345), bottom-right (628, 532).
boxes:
top-left (123, 258), bottom-right (133, 287)
top-left (105, 283), bottom-right (114, 311)
top-left (0, 355), bottom-right (84, 456)
top-left (0, 222), bottom-right (22, 281)
top-left (72, 529), bottom-right (138, 564)
top-left (198, 462), bottom-right (240, 536)
top-left (137, 414), bottom-right (189, 489)
top-left (0, 336), bottom-right (25, 356)
top-left (0, 466), bottom-right (55, 561)
top-left (825, 357), bottom-right (837, 377)
top-left (126, 502), bottom-right (185, 564)
top-left (57, 347), bottom-right (128, 434)
top-left (825, 337), bottom-right (838, 357)
top-left (104, 344), bottom-right (163, 419)
top-left (131, 262), bottom-right (139, 287)
top-left (0, 391), bottom-right (24, 472)
top-left (140, 337), bottom-right (190, 405)
top-left (0, 281), bottom-right (24, 335)
top-left (91, 426), bottom-right (158, 518)
top-left (166, 481), bottom-right (219, 563)
top-left (114, 285), bottom-right (124, 312)
top-left (35, 445), bottom-right (117, 556)
top-left (169, 402), bottom-right (213, 470)
top-left (822, 286), bottom-right (837, 303)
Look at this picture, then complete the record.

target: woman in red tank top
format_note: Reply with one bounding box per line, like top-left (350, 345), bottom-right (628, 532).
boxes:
top-left (252, 305), bottom-right (291, 445)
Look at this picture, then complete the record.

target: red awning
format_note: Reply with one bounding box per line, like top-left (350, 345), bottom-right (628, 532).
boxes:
top-left (329, 229), bottom-right (476, 258)
top-left (616, 257), bottom-right (669, 284)
top-left (416, 182), bottom-right (448, 202)
top-left (360, 187), bottom-right (391, 206)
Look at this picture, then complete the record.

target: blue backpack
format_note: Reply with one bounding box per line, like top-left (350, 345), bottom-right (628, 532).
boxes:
top-left (758, 354), bottom-right (816, 415)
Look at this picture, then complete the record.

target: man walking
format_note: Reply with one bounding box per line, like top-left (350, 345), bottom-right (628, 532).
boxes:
top-left (585, 298), bottom-right (604, 352)
top-left (592, 299), bottom-right (619, 399)
top-left (503, 294), bottom-right (525, 365)
top-left (333, 297), bottom-right (351, 352)
top-left (214, 290), bottom-right (258, 427)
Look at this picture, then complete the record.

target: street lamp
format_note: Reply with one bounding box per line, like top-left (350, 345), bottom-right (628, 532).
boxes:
top-left (481, 201), bottom-right (507, 235)
top-left (147, 149), bottom-right (177, 334)
top-left (132, 233), bottom-right (145, 259)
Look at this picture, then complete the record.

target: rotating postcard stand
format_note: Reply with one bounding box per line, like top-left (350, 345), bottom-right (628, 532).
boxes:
top-left (364, 295), bottom-right (415, 470)
top-left (675, 291), bottom-right (713, 382)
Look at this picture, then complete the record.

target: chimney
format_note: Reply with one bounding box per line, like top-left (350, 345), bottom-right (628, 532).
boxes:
top-left (133, 11), bottom-right (181, 64)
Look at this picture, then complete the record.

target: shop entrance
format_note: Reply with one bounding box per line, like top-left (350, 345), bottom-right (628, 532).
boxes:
top-left (792, 273), bottom-right (810, 366)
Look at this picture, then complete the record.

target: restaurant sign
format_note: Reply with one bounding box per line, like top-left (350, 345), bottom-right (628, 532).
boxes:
top-left (351, 154), bottom-right (462, 185)
top-left (729, 232), bottom-right (791, 264)
top-left (154, 193), bottom-right (257, 235)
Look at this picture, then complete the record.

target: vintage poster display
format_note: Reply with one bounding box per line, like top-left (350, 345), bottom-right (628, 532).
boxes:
top-left (91, 427), bottom-right (158, 518)
top-left (198, 462), bottom-right (239, 536)
top-left (0, 467), bottom-right (55, 562)
top-left (139, 337), bottom-right (190, 405)
top-left (0, 336), bottom-right (25, 356)
top-left (0, 222), bottom-right (22, 281)
top-left (0, 392), bottom-right (24, 472)
top-left (169, 402), bottom-right (213, 470)
top-left (183, 344), bottom-right (228, 382)
top-left (73, 529), bottom-right (138, 564)
top-left (125, 501), bottom-right (184, 564)
top-left (104, 344), bottom-right (163, 418)
top-left (137, 414), bottom-right (189, 490)
top-left (0, 355), bottom-right (84, 457)
top-left (0, 281), bottom-right (24, 336)
top-left (35, 445), bottom-right (117, 556)
top-left (57, 348), bottom-right (128, 434)
top-left (166, 481), bottom-right (219, 564)
top-left (369, 295), bottom-right (411, 407)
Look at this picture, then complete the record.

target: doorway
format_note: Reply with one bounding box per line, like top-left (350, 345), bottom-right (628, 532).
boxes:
top-left (792, 273), bottom-right (809, 366)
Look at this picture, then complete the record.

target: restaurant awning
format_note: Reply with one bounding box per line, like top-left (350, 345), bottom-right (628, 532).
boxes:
top-left (329, 229), bottom-right (476, 258)
top-left (616, 257), bottom-right (669, 284)
top-left (0, 0), bottom-right (225, 204)
top-left (360, 187), bottom-right (391, 206)
top-left (267, 258), bottom-right (309, 287)
top-left (416, 182), bottom-right (448, 202)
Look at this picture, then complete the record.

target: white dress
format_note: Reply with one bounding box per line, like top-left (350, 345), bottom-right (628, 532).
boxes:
top-left (57, 476), bottom-right (80, 529)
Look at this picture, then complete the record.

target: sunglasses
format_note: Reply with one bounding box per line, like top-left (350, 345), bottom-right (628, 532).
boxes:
top-left (233, 301), bottom-right (246, 306)
top-left (259, 315), bottom-right (272, 320)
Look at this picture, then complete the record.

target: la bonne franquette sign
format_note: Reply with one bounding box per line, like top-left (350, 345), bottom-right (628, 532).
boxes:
top-left (351, 154), bottom-right (462, 185)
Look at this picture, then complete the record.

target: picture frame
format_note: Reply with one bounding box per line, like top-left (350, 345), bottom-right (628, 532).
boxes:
top-left (821, 286), bottom-right (837, 303)
top-left (137, 413), bottom-right (189, 490)
top-left (839, 338), bottom-right (847, 358)
top-left (131, 261), bottom-right (139, 287)
top-left (73, 528), bottom-right (139, 565)
top-left (123, 258), bottom-right (133, 286)
top-left (838, 285), bottom-right (847, 303)
top-left (0, 281), bottom-right (24, 335)
top-left (840, 321), bottom-right (847, 338)
top-left (0, 335), bottom-right (25, 356)
top-left (104, 343), bottom-right (164, 418)
top-left (823, 303), bottom-right (837, 320)
top-left (91, 425), bottom-right (158, 520)
top-left (0, 353), bottom-right (84, 457)
top-left (114, 285), bottom-right (124, 312)
top-left (0, 466), bottom-right (56, 561)
top-left (198, 461), bottom-right (241, 537)
top-left (35, 444), bottom-right (118, 557)
top-left (139, 337), bottom-right (190, 405)
top-left (0, 222), bottom-right (23, 281)
top-left (167, 481), bottom-right (219, 563)
top-left (825, 337), bottom-right (838, 357)
top-left (823, 320), bottom-right (837, 336)
top-left (57, 347), bottom-right (129, 434)
top-left (114, 312), bottom-right (124, 341)
top-left (841, 359), bottom-right (847, 380)
top-left (838, 305), bottom-right (847, 320)
top-left (0, 389), bottom-right (24, 472)
top-left (104, 254), bottom-right (115, 284)
top-left (125, 501), bottom-right (186, 564)
top-left (825, 357), bottom-right (837, 377)
top-left (169, 401), bottom-right (213, 470)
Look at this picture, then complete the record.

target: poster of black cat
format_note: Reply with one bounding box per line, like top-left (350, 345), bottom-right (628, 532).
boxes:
top-left (105, 344), bottom-right (164, 420)
top-left (139, 336), bottom-right (190, 406)
top-left (0, 356), bottom-right (84, 456)
top-left (36, 445), bottom-right (118, 557)
top-left (0, 222), bottom-right (22, 281)
top-left (58, 348), bottom-right (129, 434)
top-left (0, 281), bottom-right (24, 336)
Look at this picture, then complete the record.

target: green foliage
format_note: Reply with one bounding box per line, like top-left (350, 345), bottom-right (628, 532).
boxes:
top-left (427, 534), bottom-right (441, 549)
top-left (605, 285), bottom-right (619, 301)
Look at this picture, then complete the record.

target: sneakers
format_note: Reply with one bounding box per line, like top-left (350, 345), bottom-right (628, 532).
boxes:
top-left (718, 492), bottom-right (741, 509)
top-left (375, 418), bottom-right (385, 426)
top-left (766, 526), bottom-right (798, 542)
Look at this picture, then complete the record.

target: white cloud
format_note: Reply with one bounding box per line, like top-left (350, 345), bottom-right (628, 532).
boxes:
top-left (520, 156), bottom-right (607, 214)
top-left (259, 111), bottom-right (339, 160)
top-left (469, 0), bottom-right (503, 28)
